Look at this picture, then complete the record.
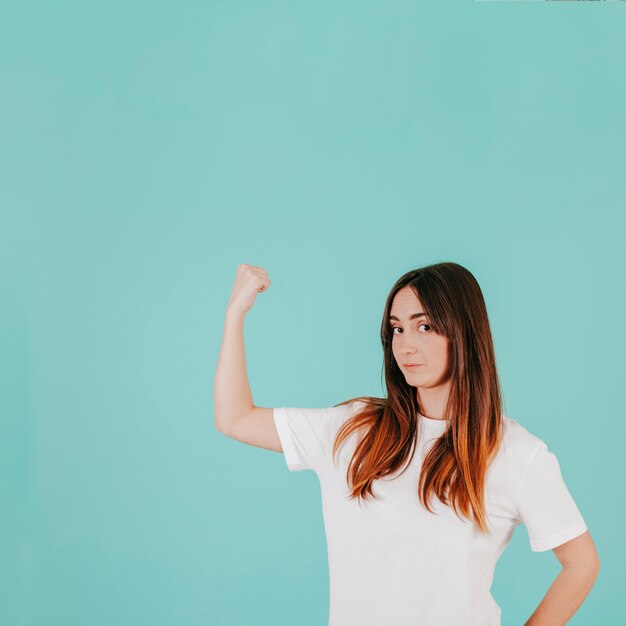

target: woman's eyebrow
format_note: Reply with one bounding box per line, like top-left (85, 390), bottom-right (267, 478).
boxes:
top-left (389, 312), bottom-right (426, 321)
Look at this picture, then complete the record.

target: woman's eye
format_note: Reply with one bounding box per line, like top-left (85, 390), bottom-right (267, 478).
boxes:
top-left (391, 323), bottom-right (430, 334)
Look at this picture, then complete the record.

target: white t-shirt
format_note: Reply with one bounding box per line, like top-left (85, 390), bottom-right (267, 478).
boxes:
top-left (273, 400), bottom-right (587, 626)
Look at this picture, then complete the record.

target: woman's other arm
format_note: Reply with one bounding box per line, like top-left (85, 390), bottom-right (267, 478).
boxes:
top-left (213, 264), bottom-right (282, 452)
top-left (523, 530), bottom-right (600, 626)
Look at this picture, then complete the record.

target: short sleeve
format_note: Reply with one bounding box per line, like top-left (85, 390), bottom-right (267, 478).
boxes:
top-left (273, 403), bottom-right (356, 473)
top-left (515, 441), bottom-right (588, 552)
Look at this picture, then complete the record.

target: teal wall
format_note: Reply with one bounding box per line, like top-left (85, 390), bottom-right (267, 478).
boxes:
top-left (2, 1), bottom-right (624, 624)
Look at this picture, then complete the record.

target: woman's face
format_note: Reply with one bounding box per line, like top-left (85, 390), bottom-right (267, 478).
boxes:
top-left (389, 286), bottom-right (450, 388)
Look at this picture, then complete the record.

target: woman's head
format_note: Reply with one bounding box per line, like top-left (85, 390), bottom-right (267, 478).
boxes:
top-left (382, 262), bottom-right (496, 421)
top-left (334, 261), bottom-right (504, 534)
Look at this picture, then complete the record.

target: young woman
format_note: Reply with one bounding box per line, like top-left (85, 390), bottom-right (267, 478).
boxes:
top-left (214, 262), bottom-right (599, 626)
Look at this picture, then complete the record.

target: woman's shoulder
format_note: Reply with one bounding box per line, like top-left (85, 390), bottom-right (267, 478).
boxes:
top-left (335, 396), bottom-right (381, 415)
top-left (496, 415), bottom-right (546, 467)
top-left (482, 416), bottom-right (548, 487)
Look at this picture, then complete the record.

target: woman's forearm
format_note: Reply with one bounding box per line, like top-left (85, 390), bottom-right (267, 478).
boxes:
top-left (214, 309), bottom-right (254, 431)
top-left (523, 564), bottom-right (599, 626)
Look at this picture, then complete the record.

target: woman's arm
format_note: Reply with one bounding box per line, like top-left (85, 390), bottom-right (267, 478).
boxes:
top-left (523, 530), bottom-right (600, 626)
top-left (213, 264), bottom-right (271, 432)
top-left (214, 309), bottom-right (252, 431)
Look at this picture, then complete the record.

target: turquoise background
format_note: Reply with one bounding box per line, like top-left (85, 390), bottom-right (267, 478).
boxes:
top-left (2, 1), bottom-right (624, 624)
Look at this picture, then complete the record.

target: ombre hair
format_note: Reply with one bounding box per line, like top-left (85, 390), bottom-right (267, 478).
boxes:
top-left (332, 261), bottom-right (504, 534)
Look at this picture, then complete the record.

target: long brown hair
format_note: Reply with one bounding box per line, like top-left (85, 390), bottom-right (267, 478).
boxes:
top-left (332, 262), bottom-right (504, 534)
